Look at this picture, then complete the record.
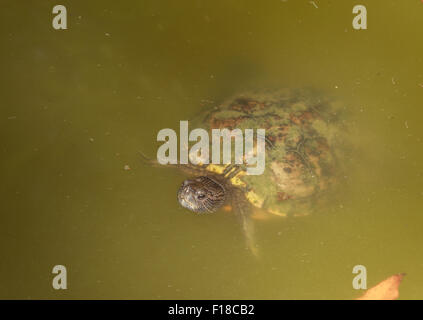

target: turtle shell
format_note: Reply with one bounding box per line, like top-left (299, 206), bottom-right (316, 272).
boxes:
top-left (192, 88), bottom-right (347, 217)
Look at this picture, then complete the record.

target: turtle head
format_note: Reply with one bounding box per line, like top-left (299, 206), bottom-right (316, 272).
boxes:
top-left (177, 176), bottom-right (225, 213)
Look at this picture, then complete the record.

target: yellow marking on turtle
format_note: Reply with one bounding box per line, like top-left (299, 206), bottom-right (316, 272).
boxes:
top-left (205, 163), bottom-right (226, 175)
top-left (250, 209), bottom-right (269, 221)
top-left (268, 208), bottom-right (288, 217)
top-left (245, 190), bottom-right (264, 208)
top-left (205, 163), bottom-right (287, 218)
top-left (222, 205), bottom-right (232, 212)
top-left (205, 163), bottom-right (247, 187)
top-left (229, 170), bottom-right (247, 187)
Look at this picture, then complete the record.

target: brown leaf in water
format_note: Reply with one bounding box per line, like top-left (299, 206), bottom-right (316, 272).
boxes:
top-left (356, 273), bottom-right (406, 300)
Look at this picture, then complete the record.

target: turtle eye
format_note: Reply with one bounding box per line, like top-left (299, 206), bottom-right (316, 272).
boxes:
top-left (197, 193), bottom-right (206, 200)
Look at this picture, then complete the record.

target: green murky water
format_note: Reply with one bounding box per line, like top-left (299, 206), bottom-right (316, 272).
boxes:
top-left (1, 0), bottom-right (423, 299)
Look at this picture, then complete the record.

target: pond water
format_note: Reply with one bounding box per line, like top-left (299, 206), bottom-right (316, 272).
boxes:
top-left (1, 0), bottom-right (423, 299)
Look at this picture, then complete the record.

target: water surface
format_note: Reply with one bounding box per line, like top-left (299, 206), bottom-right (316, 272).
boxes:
top-left (1, 0), bottom-right (423, 299)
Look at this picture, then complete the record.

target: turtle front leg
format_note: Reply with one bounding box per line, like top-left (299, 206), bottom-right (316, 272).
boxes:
top-left (232, 188), bottom-right (259, 257)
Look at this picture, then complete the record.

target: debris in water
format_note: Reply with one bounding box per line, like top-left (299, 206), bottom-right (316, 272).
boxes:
top-left (89, 138), bottom-right (94, 142)
top-left (356, 273), bottom-right (405, 300)
top-left (309, 1), bottom-right (318, 8)
top-left (405, 121), bottom-right (409, 129)
top-left (124, 165), bottom-right (131, 171)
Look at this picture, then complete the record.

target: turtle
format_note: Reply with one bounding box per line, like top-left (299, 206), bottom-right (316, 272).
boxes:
top-left (144, 88), bottom-right (347, 256)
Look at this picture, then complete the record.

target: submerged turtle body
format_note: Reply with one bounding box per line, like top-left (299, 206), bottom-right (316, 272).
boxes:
top-left (164, 88), bottom-right (347, 255)
top-left (185, 88), bottom-right (345, 218)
